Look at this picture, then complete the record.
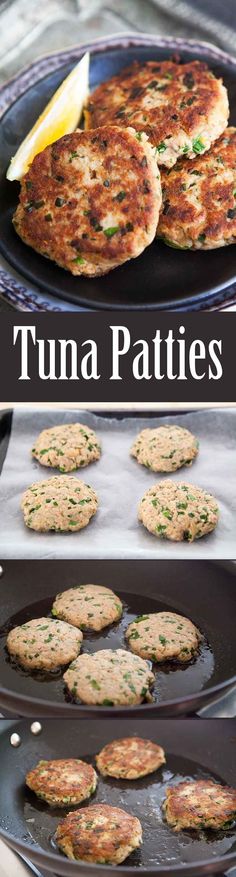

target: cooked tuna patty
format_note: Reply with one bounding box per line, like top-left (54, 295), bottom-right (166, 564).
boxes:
top-left (85, 60), bottom-right (229, 168)
top-left (55, 803), bottom-right (142, 863)
top-left (131, 425), bottom-right (199, 472)
top-left (126, 611), bottom-right (202, 663)
top-left (163, 780), bottom-right (236, 831)
top-left (26, 758), bottom-right (97, 806)
top-left (158, 127), bottom-right (236, 249)
top-left (138, 480), bottom-right (219, 542)
top-left (6, 617), bottom-right (82, 671)
top-left (63, 648), bottom-right (154, 706)
top-left (21, 475), bottom-right (98, 532)
top-left (32, 423), bottom-right (101, 472)
top-left (96, 736), bottom-right (165, 779)
top-left (13, 126), bottom-right (161, 276)
top-left (52, 584), bottom-right (123, 631)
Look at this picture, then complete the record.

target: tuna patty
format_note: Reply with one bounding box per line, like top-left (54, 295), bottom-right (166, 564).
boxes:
top-left (131, 425), bottom-right (199, 472)
top-left (52, 583), bottom-right (123, 631)
top-left (158, 127), bottom-right (236, 249)
top-left (6, 617), bottom-right (82, 671)
top-left (55, 803), bottom-right (142, 863)
top-left (126, 611), bottom-right (202, 663)
top-left (63, 648), bottom-right (154, 706)
top-left (96, 736), bottom-right (166, 779)
top-left (163, 780), bottom-right (236, 831)
top-left (26, 758), bottom-right (97, 806)
top-left (13, 126), bottom-right (161, 276)
top-left (32, 422), bottom-right (101, 472)
top-left (138, 480), bottom-right (219, 542)
top-left (85, 60), bottom-right (229, 168)
top-left (21, 475), bottom-right (98, 532)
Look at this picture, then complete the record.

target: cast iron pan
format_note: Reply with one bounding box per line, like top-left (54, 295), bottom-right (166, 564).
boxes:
top-left (0, 717), bottom-right (236, 876)
top-left (0, 34), bottom-right (236, 310)
top-left (0, 560), bottom-right (235, 717)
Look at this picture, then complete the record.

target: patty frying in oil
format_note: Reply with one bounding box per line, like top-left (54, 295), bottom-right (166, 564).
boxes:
top-left (26, 758), bottom-right (97, 806)
top-left (163, 779), bottom-right (236, 831)
top-left (125, 611), bottom-right (202, 663)
top-left (6, 617), bottom-right (82, 671)
top-left (52, 583), bottom-right (123, 631)
top-left (96, 736), bottom-right (166, 779)
top-left (55, 803), bottom-right (142, 863)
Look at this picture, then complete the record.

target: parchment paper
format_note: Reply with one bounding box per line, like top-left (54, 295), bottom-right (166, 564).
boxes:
top-left (0, 408), bottom-right (235, 560)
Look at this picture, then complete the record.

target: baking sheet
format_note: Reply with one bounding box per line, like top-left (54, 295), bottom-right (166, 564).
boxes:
top-left (0, 408), bottom-right (235, 560)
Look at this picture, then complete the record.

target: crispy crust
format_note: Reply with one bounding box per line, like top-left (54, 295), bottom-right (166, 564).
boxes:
top-left (55, 803), bottom-right (142, 863)
top-left (86, 60), bottom-right (229, 167)
top-left (138, 480), bottom-right (219, 542)
top-left (158, 127), bottom-right (236, 248)
top-left (96, 736), bottom-right (166, 779)
top-left (13, 126), bottom-right (161, 276)
top-left (26, 758), bottom-right (97, 806)
top-left (163, 780), bottom-right (236, 831)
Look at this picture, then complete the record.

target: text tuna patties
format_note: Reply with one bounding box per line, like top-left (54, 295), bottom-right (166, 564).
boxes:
top-left (21, 475), bottom-right (98, 532)
top-left (13, 126), bottom-right (161, 276)
top-left (52, 584), bottom-right (123, 631)
top-left (158, 127), bottom-right (236, 249)
top-left (26, 758), bottom-right (97, 807)
top-left (138, 480), bottom-right (219, 542)
top-left (126, 611), bottom-right (202, 663)
top-left (32, 423), bottom-right (101, 472)
top-left (96, 736), bottom-right (165, 780)
top-left (6, 617), bottom-right (82, 671)
top-left (85, 60), bottom-right (229, 168)
top-left (56, 803), bottom-right (142, 864)
top-left (63, 648), bottom-right (154, 706)
top-left (163, 780), bottom-right (236, 831)
top-left (131, 425), bottom-right (198, 472)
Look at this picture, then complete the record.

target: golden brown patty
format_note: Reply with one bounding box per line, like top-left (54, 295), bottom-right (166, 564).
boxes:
top-left (6, 617), bottom-right (82, 671)
top-left (96, 736), bottom-right (166, 779)
top-left (125, 611), bottom-right (202, 663)
top-left (32, 422), bottom-right (101, 472)
top-left (52, 583), bottom-right (123, 631)
top-left (13, 126), bottom-right (161, 276)
top-left (63, 648), bottom-right (154, 706)
top-left (138, 480), bottom-right (219, 542)
top-left (85, 60), bottom-right (229, 168)
top-left (21, 475), bottom-right (98, 532)
top-left (163, 780), bottom-right (236, 831)
top-left (26, 758), bottom-right (97, 806)
top-left (55, 803), bottom-right (142, 863)
top-left (130, 425), bottom-right (199, 472)
top-left (158, 127), bottom-right (236, 249)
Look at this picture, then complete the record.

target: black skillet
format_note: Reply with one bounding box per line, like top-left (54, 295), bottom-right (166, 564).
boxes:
top-left (0, 34), bottom-right (236, 311)
top-left (0, 718), bottom-right (236, 876)
top-left (0, 559), bottom-right (235, 717)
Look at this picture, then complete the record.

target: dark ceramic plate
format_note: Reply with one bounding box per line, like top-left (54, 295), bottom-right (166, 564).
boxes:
top-left (0, 33), bottom-right (236, 310)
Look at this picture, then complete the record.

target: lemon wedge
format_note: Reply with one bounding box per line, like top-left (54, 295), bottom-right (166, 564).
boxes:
top-left (6, 51), bottom-right (90, 181)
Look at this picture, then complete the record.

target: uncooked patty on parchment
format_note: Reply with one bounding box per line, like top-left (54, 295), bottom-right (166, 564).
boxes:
top-left (0, 407), bottom-right (235, 560)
